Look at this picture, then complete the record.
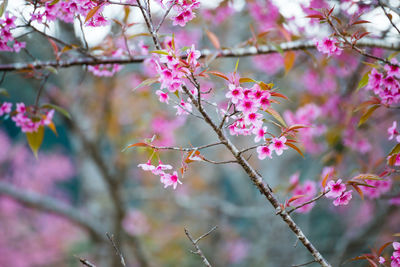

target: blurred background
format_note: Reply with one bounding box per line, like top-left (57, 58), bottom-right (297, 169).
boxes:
top-left (0, 0), bottom-right (400, 266)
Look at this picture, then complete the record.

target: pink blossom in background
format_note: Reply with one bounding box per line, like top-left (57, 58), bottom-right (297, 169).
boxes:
top-left (88, 64), bottom-right (123, 77)
top-left (388, 121), bottom-right (400, 142)
top-left (289, 174), bottom-right (317, 213)
top-left (362, 179), bottom-right (392, 199)
top-left (122, 210), bottom-right (150, 236)
top-left (253, 54), bottom-right (283, 75)
top-left (248, 1), bottom-right (279, 31)
top-left (223, 239), bottom-right (250, 264)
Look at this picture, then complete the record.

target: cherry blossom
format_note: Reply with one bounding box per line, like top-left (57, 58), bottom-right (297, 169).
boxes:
top-left (0, 102), bottom-right (12, 116)
top-left (333, 190), bottom-right (353, 206)
top-left (137, 160), bottom-right (156, 171)
top-left (325, 179), bottom-right (346, 199)
top-left (252, 126), bottom-right (267, 143)
top-left (256, 146), bottom-right (272, 160)
top-left (152, 161), bottom-right (173, 175)
top-left (315, 37), bottom-right (343, 56)
top-left (156, 90), bottom-right (170, 104)
top-left (269, 136), bottom-right (288, 156)
top-left (388, 121), bottom-right (400, 142)
top-left (160, 171), bottom-right (182, 189)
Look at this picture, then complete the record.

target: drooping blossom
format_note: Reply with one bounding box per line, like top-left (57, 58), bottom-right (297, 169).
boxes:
top-left (152, 160), bottom-right (173, 175)
top-left (137, 160), bottom-right (156, 171)
top-left (160, 171), bottom-right (182, 189)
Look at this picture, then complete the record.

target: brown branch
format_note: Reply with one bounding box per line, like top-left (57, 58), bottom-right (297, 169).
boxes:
top-left (106, 233), bottom-right (127, 267)
top-left (184, 226), bottom-right (217, 267)
top-left (1, 38), bottom-right (400, 71)
top-left (378, 0), bottom-right (400, 35)
top-left (0, 181), bottom-right (106, 241)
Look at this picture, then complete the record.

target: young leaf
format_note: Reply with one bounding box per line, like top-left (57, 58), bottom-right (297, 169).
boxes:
top-left (205, 29), bottom-right (221, 49)
top-left (284, 51), bottom-right (296, 74)
top-left (26, 126), bottom-right (45, 158)
top-left (350, 183), bottom-right (364, 200)
top-left (41, 103), bottom-right (71, 119)
top-left (132, 77), bottom-right (158, 91)
top-left (356, 70), bottom-right (370, 92)
top-left (85, 4), bottom-right (102, 23)
top-left (388, 143), bottom-right (400, 156)
top-left (0, 0), bottom-right (8, 17)
top-left (234, 59), bottom-right (240, 73)
top-left (286, 142), bottom-right (304, 158)
top-left (150, 50), bottom-right (169, 55)
top-left (288, 194), bottom-right (306, 204)
top-left (264, 107), bottom-right (287, 127)
top-left (352, 173), bottom-right (382, 181)
top-left (321, 173), bottom-right (329, 189)
top-left (207, 71), bottom-right (229, 81)
top-left (0, 88), bottom-right (9, 97)
top-left (270, 91), bottom-right (289, 100)
top-left (378, 242), bottom-right (393, 256)
top-left (358, 104), bottom-right (380, 126)
top-left (239, 77), bottom-right (257, 84)
top-left (122, 142), bottom-right (149, 152)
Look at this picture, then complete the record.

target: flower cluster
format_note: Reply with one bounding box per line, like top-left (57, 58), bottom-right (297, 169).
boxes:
top-left (362, 179), bottom-right (392, 199)
top-left (88, 64), bottom-right (123, 77)
top-left (315, 37), bottom-right (343, 56)
top-left (388, 121), bottom-right (400, 166)
top-left (152, 41), bottom-right (200, 115)
top-left (288, 173), bottom-right (317, 213)
top-left (31, 0), bottom-right (108, 27)
top-left (8, 103), bottom-right (54, 133)
top-left (366, 62), bottom-right (400, 105)
top-left (0, 13), bottom-right (26, 53)
top-left (138, 160), bottom-right (182, 189)
top-left (325, 179), bottom-right (352, 206)
top-left (171, 0), bottom-right (200, 27)
top-left (284, 104), bottom-right (326, 154)
top-left (391, 242), bottom-right (400, 267)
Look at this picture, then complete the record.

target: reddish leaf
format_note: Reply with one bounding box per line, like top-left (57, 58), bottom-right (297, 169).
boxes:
top-left (206, 29), bottom-right (220, 50)
top-left (264, 107), bottom-right (287, 127)
top-left (388, 143), bottom-right (400, 156)
top-left (352, 173), bottom-right (382, 181)
top-left (378, 242), bottom-right (393, 256)
top-left (288, 194), bottom-right (306, 204)
top-left (350, 183), bottom-right (364, 200)
top-left (239, 77), bottom-right (257, 83)
top-left (353, 20), bottom-right (370, 25)
top-left (305, 14), bottom-right (324, 20)
top-left (321, 173), bottom-right (329, 189)
top-left (286, 124), bottom-right (310, 132)
top-left (48, 38), bottom-right (59, 59)
top-left (207, 71), bottom-right (229, 81)
top-left (358, 104), bottom-right (381, 126)
top-left (284, 51), bottom-right (296, 74)
top-left (270, 91), bottom-right (289, 100)
top-left (286, 142), bottom-right (304, 158)
top-left (85, 4), bottom-right (102, 23)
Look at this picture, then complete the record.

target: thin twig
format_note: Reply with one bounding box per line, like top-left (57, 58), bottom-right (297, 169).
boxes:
top-left (292, 260), bottom-right (317, 267)
top-left (184, 226), bottom-right (217, 267)
top-left (106, 233), bottom-right (127, 267)
top-left (378, 0), bottom-right (400, 35)
top-left (78, 257), bottom-right (97, 267)
top-left (148, 141), bottom-right (225, 152)
top-left (155, 0), bottom-right (176, 32)
top-left (288, 191), bottom-right (329, 215)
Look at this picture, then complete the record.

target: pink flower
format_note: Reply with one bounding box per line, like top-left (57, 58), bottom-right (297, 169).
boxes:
top-left (244, 112), bottom-right (262, 128)
top-left (315, 37), bottom-right (342, 56)
top-left (16, 103), bottom-right (26, 113)
top-left (174, 99), bottom-right (192, 115)
top-left (225, 84), bottom-right (244, 104)
top-left (0, 102), bottom-right (12, 116)
top-left (325, 179), bottom-right (346, 199)
top-left (160, 171), bottom-right (182, 189)
top-left (156, 90), bottom-right (169, 104)
top-left (152, 160), bottom-right (173, 175)
top-left (237, 99), bottom-right (258, 114)
top-left (384, 59), bottom-right (400, 78)
top-left (186, 44), bottom-right (201, 68)
top-left (0, 13), bottom-right (16, 29)
top-left (256, 146), bottom-right (272, 160)
top-left (269, 136), bottom-right (288, 156)
top-left (388, 121), bottom-right (400, 142)
top-left (41, 109), bottom-right (55, 126)
top-left (378, 256), bottom-right (385, 264)
top-left (138, 160), bottom-right (156, 171)
top-left (252, 126), bottom-right (267, 143)
top-left (333, 190), bottom-right (353, 206)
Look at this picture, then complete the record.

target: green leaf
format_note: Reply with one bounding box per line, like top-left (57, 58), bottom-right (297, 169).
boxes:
top-left (0, 88), bottom-right (9, 97)
top-left (132, 77), bottom-right (158, 91)
top-left (0, 0), bottom-right (8, 17)
top-left (26, 126), bottom-right (44, 158)
top-left (358, 104), bottom-right (380, 127)
top-left (388, 143), bottom-right (400, 156)
top-left (388, 52), bottom-right (399, 61)
top-left (41, 103), bottom-right (71, 119)
top-left (356, 70), bottom-right (370, 92)
top-left (265, 107), bottom-right (287, 127)
top-left (234, 59), bottom-right (239, 73)
top-left (150, 50), bottom-right (169, 55)
top-left (49, 0), bottom-right (60, 6)
top-left (272, 44), bottom-right (284, 56)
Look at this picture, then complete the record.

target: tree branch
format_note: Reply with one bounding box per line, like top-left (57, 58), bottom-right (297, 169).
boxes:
top-left (1, 38), bottom-right (399, 71)
top-left (0, 181), bottom-right (106, 241)
top-left (184, 226), bottom-right (217, 267)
